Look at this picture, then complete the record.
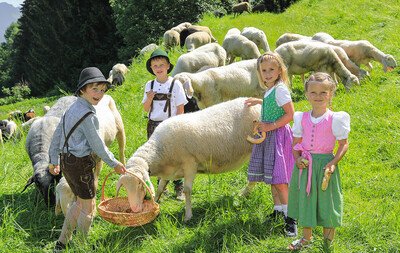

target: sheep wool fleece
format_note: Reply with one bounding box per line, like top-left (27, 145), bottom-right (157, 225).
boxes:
top-left (247, 84), bottom-right (294, 184)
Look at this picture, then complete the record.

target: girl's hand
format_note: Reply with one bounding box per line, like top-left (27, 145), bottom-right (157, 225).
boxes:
top-left (324, 163), bottom-right (336, 174)
top-left (114, 162), bottom-right (127, 175)
top-left (257, 122), bottom-right (275, 132)
top-left (295, 157), bottom-right (307, 169)
top-left (244, 97), bottom-right (262, 107)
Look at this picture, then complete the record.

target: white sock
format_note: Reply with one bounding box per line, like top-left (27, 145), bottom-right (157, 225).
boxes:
top-left (274, 205), bottom-right (283, 212)
top-left (282, 204), bottom-right (288, 217)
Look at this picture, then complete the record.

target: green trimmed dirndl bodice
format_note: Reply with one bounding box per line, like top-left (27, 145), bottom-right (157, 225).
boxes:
top-left (261, 87), bottom-right (285, 122)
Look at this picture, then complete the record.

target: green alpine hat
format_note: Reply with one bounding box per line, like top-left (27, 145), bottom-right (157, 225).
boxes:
top-left (146, 48), bottom-right (174, 75)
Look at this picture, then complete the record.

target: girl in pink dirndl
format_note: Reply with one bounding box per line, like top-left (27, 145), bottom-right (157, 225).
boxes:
top-left (242, 52), bottom-right (296, 237)
top-left (287, 72), bottom-right (350, 250)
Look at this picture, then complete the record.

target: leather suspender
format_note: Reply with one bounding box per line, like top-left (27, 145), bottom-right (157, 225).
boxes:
top-left (149, 79), bottom-right (175, 118)
top-left (62, 111), bottom-right (93, 153)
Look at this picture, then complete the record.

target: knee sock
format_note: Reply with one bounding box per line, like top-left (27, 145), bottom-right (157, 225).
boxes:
top-left (274, 204), bottom-right (283, 212)
top-left (76, 209), bottom-right (94, 238)
top-left (282, 204), bottom-right (288, 217)
top-left (58, 202), bottom-right (81, 245)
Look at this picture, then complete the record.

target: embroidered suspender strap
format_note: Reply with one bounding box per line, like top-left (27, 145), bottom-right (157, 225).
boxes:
top-left (149, 80), bottom-right (155, 119)
top-left (62, 111), bottom-right (93, 153)
top-left (163, 79), bottom-right (175, 117)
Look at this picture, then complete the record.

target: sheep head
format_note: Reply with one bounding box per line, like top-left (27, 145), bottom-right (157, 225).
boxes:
top-left (174, 75), bottom-right (194, 98)
top-left (383, 54), bottom-right (397, 72)
top-left (343, 74), bottom-right (359, 91)
top-left (116, 157), bottom-right (154, 213)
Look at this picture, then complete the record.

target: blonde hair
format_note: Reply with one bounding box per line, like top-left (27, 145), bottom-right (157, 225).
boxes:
top-left (304, 72), bottom-right (336, 93)
top-left (256, 51), bottom-right (289, 90)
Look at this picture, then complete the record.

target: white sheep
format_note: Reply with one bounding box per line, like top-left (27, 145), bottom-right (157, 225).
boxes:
top-left (0, 119), bottom-right (18, 141)
top-left (241, 27), bottom-right (270, 52)
top-left (311, 32), bottom-right (335, 43)
top-left (107, 63), bottom-right (129, 86)
top-left (23, 95), bottom-right (126, 208)
top-left (139, 43), bottom-right (159, 55)
top-left (224, 28), bottom-right (241, 39)
top-left (275, 40), bottom-right (359, 89)
top-left (117, 97), bottom-right (261, 221)
top-left (275, 33), bottom-right (311, 48)
top-left (232, 2), bottom-right (251, 17)
top-left (180, 25), bottom-right (217, 47)
top-left (55, 177), bottom-right (76, 216)
top-left (185, 31), bottom-right (212, 52)
top-left (327, 39), bottom-right (397, 72)
top-left (163, 29), bottom-right (180, 50)
top-left (43, 105), bottom-right (51, 114)
top-left (174, 59), bottom-right (264, 109)
top-left (171, 22), bottom-right (192, 34)
top-left (222, 34), bottom-right (261, 64)
top-left (171, 43), bottom-right (227, 76)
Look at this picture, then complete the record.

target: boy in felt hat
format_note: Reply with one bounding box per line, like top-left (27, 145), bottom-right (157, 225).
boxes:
top-left (142, 49), bottom-right (188, 200)
top-left (49, 67), bottom-right (126, 252)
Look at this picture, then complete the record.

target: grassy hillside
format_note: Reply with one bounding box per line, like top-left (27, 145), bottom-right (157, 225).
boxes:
top-left (1, 0), bottom-right (399, 252)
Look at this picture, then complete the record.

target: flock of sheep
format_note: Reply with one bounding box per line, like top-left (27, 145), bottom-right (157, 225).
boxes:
top-left (15, 20), bottom-right (397, 223)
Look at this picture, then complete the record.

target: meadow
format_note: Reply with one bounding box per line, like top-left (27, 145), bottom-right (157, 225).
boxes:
top-left (0, 0), bottom-right (399, 252)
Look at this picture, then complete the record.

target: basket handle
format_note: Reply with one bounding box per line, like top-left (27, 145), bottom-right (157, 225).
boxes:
top-left (100, 170), bottom-right (156, 203)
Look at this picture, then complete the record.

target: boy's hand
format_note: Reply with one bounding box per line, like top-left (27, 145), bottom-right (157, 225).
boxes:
top-left (114, 162), bottom-right (126, 175)
top-left (49, 164), bottom-right (60, 175)
top-left (146, 90), bottom-right (156, 100)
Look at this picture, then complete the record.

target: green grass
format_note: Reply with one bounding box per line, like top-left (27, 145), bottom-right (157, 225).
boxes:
top-left (1, 0), bottom-right (400, 252)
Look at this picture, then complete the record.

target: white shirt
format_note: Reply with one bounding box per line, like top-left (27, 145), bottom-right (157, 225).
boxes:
top-left (264, 82), bottom-right (292, 106)
top-left (142, 76), bottom-right (188, 121)
top-left (292, 110), bottom-right (351, 140)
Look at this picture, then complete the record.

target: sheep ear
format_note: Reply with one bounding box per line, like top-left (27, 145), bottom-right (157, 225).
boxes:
top-left (183, 80), bottom-right (194, 98)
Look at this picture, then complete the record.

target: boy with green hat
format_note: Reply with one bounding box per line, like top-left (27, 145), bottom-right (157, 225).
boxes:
top-left (142, 49), bottom-right (187, 201)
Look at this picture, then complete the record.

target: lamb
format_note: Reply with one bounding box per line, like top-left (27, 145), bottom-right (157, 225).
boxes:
top-left (180, 25), bottom-right (217, 47)
top-left (232, 2), bottom-right (251, 17)
top-left (275, 33), bottom-right (311, 48)
top-left (185, 31), bottom-right (212, 52)
top-left (107, 63), bottom-right (129, 86)
top-left (173, 59), bottom-right (264, 109)
top-left (163, 29), bottom-right (180, 50)
top-left (171, 43), bottom-right (227, 76)
top-left (326, 39), bottom-right (397, 72)
top-left (275, 40), bottom-right (359, 89)
top-left (117, 97), bottom-right (261, 221)
top-left (241, 27), bottom-right (270, 52)
top-left (222, 34), bottom-right (261, 64)
top-left (23, 95), bottom-right (126, 207)
top-left (139, 43), bottom-right (159, 56)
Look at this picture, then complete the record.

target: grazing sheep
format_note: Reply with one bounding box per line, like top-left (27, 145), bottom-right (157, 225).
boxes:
top-left (55, 177), bottom-right (76, 215)
top-left (213, 9), bottom-right (226, 18)
top-left (224, 28), bottom-right (241, 39)
top-left (232, 2), bottom-right (251, 17)
top-left (118, 97), bottom-right (261, 221)
top-left (327, 39), bottom-right (397, 72)
top-left (171, 22), bottom-right (192, 33)
top-left (163, 29), bottom-right (180, 50)
top-left (0, 119), bottom-right (18, 141)
top-left (185, 31), bottom-right (212, 52)
top-left (252, 3), bottom-right (266, 12)
top-left (171, 43), bottom-right (227, 76)
top-left (107, 63), bottom-right (129, 86)
top-left (275, 40), bottom-right (359, 89)
top-left (275, 33), bottom-right (311, 48)
top-left (180, 25), bottom-right (217, 47)
top-left (329, 44), bottom-right (369, 80)
top-left (241, 27), bottom-right (270, 52)
top-left (311, 32), bottom-right (335, 43)
top-left (23, 95), bottom-right (126, 206)
top-left (139, 43), bottom-right (159, 55)
top-left (222, 34), bottom-right (261, 64)
top-left (174, 59), bottom-right (264, 109)
top-left (8, 110), bottom-right (24, 121)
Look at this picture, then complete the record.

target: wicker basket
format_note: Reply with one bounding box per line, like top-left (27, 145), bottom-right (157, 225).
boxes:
top-left (97, 171), bottom-right (160, 227)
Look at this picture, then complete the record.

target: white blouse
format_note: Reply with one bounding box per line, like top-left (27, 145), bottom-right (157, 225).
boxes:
top-left (264, 82), bottom-right (292, 107)
top-left (292, 110), bottom-right (350, 140)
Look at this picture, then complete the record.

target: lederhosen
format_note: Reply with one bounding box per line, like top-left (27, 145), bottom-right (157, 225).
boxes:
top-left (60, 111), bottom-right (96, 199)
top-left (146, 79), bottom-right (175, 139)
